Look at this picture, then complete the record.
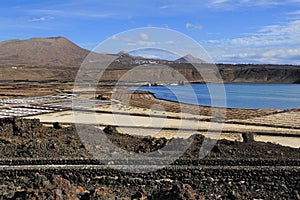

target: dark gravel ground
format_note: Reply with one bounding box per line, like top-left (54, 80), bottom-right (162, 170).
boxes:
top-left (0, 118), bottom-right (299, 199)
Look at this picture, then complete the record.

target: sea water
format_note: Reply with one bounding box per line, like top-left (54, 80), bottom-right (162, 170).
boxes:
top-left (135, 84), bottom-right (300, 110)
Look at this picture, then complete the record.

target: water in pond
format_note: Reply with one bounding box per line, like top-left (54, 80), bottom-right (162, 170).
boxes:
top-left (135, 84), bottom-right (300, 110)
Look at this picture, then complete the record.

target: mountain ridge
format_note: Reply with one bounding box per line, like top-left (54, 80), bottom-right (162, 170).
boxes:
top-left (0, 36), bottom-right (90, 67)
top-left (0, 36), bottom-right (299, 84)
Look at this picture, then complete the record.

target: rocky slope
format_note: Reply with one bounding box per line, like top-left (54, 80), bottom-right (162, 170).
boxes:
top-left (0, 37), bottom-right (89, 67)
top-left (218, 64), bottom-right (300, 84)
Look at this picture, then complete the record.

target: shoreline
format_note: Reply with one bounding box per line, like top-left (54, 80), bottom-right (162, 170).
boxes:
top-left (0, 87), bottom-right (298, 147)
top-left (24, 93), bottom-right (300, 148)
top-left (133, 83), bottom-right (300, 110)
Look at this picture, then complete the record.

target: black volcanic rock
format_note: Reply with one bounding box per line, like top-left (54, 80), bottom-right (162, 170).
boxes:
top-left (0, 119), bottom-right (299, 199)
top-left (150, 183), bottom-right (201, 200)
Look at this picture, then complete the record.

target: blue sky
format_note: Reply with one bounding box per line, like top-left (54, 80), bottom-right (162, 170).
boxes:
top-left (1, 0), bottom-right (300, 64)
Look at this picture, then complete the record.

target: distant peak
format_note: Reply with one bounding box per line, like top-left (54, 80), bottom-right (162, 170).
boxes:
top-left (117, 51), bottom-right (134, 58)
top-left (176, 54), bottom-right (205, 63)
top-left (117, 51), bottom-right (129, 55)
top-left (183, 54), bottom-right (198, 59)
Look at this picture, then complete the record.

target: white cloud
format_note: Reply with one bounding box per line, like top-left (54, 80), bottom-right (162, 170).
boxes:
top-left (207, 0), bottom-right (282, 10)
top-left (30, 9), bottom-right (115, 19)
top-left (204, 17), bottom-right (300, 64)
top-left (208, 19), bottom-right (300, 47)
top-left (140, 33), bottom-right (149, 40)
top-left (206, 45), bottom-right (300, 64)
top-left (162, 24), bottom-right (169, 28)
top-left (165, 40), bottom-right (175, 44)
top-left (287, 9), bottom-right (300, 19)
top-left (29, 16), bottom-right (54, 22)
top-left (107, 35), bottom-right (157, 47)
top-left (211, 0), bottom-right (230, 4)
top-left (137, 41), bottom-right (156, 46)
top-left (288, 10), bottom-right (300, 15)
top-left (159, 4), bottom-right (176, 9)
top-left (186, 23), bottom-right (203, 30)
top-left (107, 35), bottom-right (118, 40)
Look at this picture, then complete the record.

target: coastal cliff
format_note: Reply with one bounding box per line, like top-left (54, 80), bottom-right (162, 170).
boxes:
top-left (218, 64), bottom-right (300, 83)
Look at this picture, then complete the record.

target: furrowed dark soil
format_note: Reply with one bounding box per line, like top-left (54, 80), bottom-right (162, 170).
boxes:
top-left (0, 118), bottom-right (299, 199)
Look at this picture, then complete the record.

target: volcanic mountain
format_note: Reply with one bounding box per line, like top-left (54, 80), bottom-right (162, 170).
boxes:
top-left (0, 36), bottom-right (90, 67)
top-left (175, 54), bottom-right (205, 63)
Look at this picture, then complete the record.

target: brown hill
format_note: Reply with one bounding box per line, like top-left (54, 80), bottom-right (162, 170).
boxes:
top-left (0, 36), bottom-right (90, 67)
